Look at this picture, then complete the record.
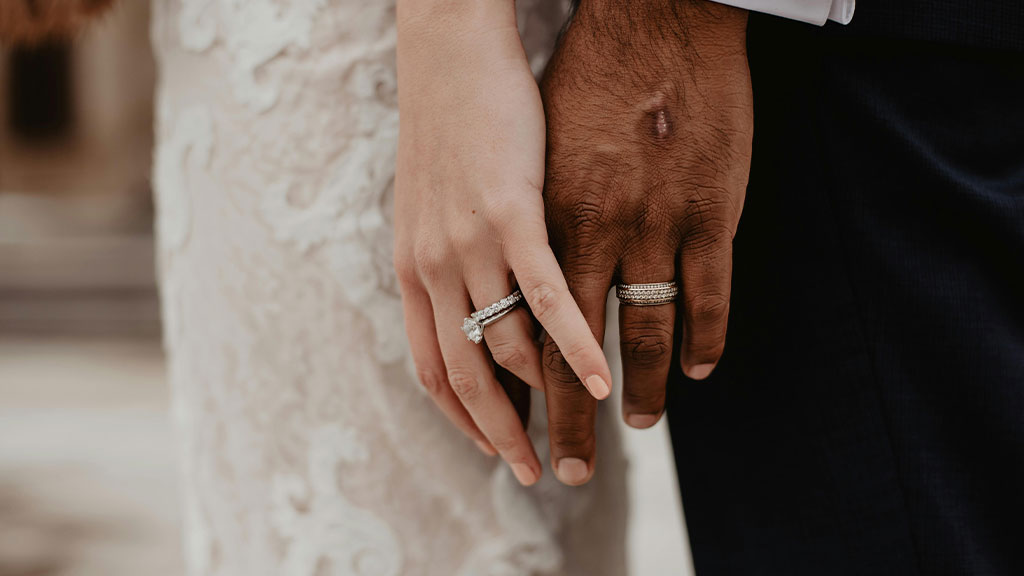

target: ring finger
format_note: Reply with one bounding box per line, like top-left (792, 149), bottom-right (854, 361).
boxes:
top-left (464, 266), bottom-right (544, 390)
top-left (430, 283), bottom-right (543, 486)
top-left (617, 252), bottom-right (677, 429)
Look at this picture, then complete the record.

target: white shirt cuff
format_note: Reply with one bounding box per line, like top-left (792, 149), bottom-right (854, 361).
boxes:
top-left (708, 0), bottom-right (855, 26)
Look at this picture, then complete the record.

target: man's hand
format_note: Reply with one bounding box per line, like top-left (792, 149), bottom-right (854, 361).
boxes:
top-left (540, 0), bottom-right (753, 485)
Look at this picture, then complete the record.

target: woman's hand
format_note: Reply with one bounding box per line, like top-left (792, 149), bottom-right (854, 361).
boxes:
top-left (394, 0), bottom-right (613, 486)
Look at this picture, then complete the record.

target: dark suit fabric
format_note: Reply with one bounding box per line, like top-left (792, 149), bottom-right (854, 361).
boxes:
top-left (665, 8), bottom-right (1024, 576)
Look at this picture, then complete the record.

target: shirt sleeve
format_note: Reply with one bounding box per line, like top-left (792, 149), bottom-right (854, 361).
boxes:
top-left (707, 0), bottom-right (855, 25)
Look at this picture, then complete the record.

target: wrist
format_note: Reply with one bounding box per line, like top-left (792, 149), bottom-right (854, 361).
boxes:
top-left (574, 0), bottom-right (747, 50)
top-left (551, 0), bottom-right (748, 99)
top-left (398, 0), bottom-right (517, 37)
top-left (544, 0), bottom-right (752, 143)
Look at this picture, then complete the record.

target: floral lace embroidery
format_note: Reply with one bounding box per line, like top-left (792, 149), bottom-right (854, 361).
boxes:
top-left (153, 1), bottom-right (628, 574)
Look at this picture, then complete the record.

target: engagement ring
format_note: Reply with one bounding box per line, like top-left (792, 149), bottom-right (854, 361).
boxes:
top-left (462, 289), bottom-right (524, 344)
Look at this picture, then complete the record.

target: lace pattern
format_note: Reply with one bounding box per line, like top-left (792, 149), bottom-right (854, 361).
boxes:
top-left (152, 1), bottom-right (628, 574)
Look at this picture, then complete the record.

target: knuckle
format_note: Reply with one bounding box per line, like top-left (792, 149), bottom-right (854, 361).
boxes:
top-left (394, 252), bottom-right (419, 287)
top-left (525, 282), bottom-right (563, 322)
top-left (550, 422), bottom-right (595, 453)
top-left (560, 339), bottom-right (592, 367)
top-left (416, 369), bottom-right (446, 396)
top-left (482, 194), bottom-right (529, 231)
top-left (542, 344), bottom-right (577, 384)
top-left (567, 200), bottom-right (607, 238)
top-left (446, 226), bottom-right (478, 256)
top-left (688, 292), bottom-right (730, 326)
top-left (545, 183), bottom-right (608, 242)
top-left (627, 197), bottom-right (672, 240)
top-left (680, 189), bottom-right (734, 241)
top-left (489, 434), bottom-right (523, 455)
top-left (622, 326), bottom-right (673, 368)
top-left (685, 228), bottom-right (733, 264)
top-left (412, 241), bottom-right (448, 282)
top-left (489, 341), bottom-right (529, 372)
top-left (446, 367), bottom-right (484, 402)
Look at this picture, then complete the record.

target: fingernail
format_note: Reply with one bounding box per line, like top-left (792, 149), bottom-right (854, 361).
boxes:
top-left (510, 463), bottom-right (539, 486)
top-left (555, 457), bottom-right (590, 485)
top-left (687, 363), bottom-right (716, 380)
top-left (626, 413), bottom-right (660, 429)
top-left (585, 375), bottom-right (610, 399)
top-left (475, 439), bottom-right (497, 456)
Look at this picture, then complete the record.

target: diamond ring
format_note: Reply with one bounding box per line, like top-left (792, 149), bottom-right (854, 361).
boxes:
top-left (615, 282), bottom-right (678, 306)
top-left (462, 289), bottom-right (524, 344)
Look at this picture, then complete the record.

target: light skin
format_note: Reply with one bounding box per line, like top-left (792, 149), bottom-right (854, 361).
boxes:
top-left (398, 0), bottom-right (754, 486)
top-left (394, 0), bottom-right (613, 486)
top-left (4, 0), bottom-right (753, 488)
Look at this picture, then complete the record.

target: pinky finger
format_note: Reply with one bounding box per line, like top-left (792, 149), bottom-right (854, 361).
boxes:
top-left (400, 282), bottom-right (496, 455)
top-left (679, 235), bottom-right (733, 380)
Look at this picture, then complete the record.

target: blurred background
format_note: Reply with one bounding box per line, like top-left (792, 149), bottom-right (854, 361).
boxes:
top-left (0, 3), bottom-right (689, 575)
top-left (0, 4), bottom-right (181, 575)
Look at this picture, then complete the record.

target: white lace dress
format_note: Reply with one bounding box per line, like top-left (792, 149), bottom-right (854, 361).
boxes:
top-left (150, 1), bottom-right (627, 574)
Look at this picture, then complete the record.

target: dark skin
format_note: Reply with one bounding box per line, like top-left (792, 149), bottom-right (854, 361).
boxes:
top-left (5, 0), bottom-right (754, 487)
top-left (540, 0), bottom-right (753, 484)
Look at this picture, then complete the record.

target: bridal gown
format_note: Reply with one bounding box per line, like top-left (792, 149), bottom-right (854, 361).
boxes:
top-left (150, 1), bottom-right (627, 574)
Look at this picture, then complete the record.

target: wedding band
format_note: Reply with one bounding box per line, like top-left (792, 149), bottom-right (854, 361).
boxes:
top-left (615, 282), bottom-right (678, 306)
top-left (462, 289), bottom-right (524, 344)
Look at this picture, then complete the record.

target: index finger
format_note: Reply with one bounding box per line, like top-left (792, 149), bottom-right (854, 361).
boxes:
top-left (503, 224), bottom-right (613, 400)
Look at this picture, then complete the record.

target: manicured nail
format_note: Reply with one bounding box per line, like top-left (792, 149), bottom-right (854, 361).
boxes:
top-left (585, 375), bottom-right (610, 399)
top-left (510, 463), bottom-right (539, 486)
top-left (626, 413), bottom-right (660, 429)
top-left (475, 439), bottom-right (497, 456)
top-left (687, 364), bottom-right (715, 380)
top-left (555, 457), bottom-right (590, 485)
